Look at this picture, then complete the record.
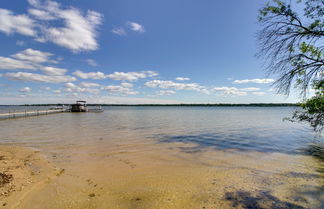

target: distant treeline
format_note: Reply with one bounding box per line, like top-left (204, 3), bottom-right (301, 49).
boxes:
top-left (5, 103), bottom-right (300, 107)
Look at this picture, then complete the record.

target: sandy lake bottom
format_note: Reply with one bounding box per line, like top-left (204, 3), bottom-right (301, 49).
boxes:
top-left (0, 107), bottom-right (323, 208)
top-left (0, 141), bottom-right (323, 209)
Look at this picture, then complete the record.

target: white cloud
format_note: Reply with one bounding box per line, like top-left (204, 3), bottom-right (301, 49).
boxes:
top-left (19, 86), bottom-right (32, 93)
top-left (72, 70), bottom-right (105, 80)
top-left (252, 92), bottom-right (266, 96)
top-left (233, 78), bottom-right (275, 84)
top-left (101, 85), bottom-right (138, 95)
top-left (80, 82), bottom-right (100, 88)
top-left (64, 82), bottom-right (76, 89)
top-left (0, 56), bottom-right (36, 70)
top-left (145, 80), bottom-right (207, 92)
top-left (158, 90), bottom-right (176, 96)
top-left (176, 77), bottom-right (190, 81)
top-left (0, 1), bottom-right (103, 52)
top-left (120, 82), bottom-right (133, 88)
top-left (213, 87), bottom-right (247, 96)
top-left (28, 8), bottom-right (56, 20)
top-left (12, 48), bottom-right (53, 63)
top-left (85, 59), bottom-right (98, 67)
top-left (127, 22), bottom-right (145, 33)
top-left (0, 8), bottom-right (36, 36)
top-left (41, 66), bottom-right (67, 76)
top-left (41, 86), bottom-right (51, 91)
top-left (106, 71), bottom-right (158, 82)
top-left (0, 48), bottom-right (58, 71)
top-left (112, 27), bottom-right (126, 36)
top-left (4, 72), bottom-right (76, 83)
top-left (64, 82), bottom-right (100, 94)
top-left (28, 0), bottom-right (103, 52)
top-left (0, 94), bottom-right (181, 105)
top-left (53, 89), bottom-right (61, 94)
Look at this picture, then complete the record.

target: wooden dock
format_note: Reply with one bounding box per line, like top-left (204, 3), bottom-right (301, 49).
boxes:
top-left (0, 109), bottom-right (67, 120)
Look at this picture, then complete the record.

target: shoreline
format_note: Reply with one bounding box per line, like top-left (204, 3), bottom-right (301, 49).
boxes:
top-left (0, 143), bottom-right (322, 209)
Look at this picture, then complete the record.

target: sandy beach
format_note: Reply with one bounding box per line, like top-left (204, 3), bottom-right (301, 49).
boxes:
top-left (0, 146), bottom-right (62, 209)
top-left (0, 142), bottom-right (322, 209)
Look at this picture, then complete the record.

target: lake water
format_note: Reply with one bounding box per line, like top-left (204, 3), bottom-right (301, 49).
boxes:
top-left (0, 106), bottom-right (323, 208)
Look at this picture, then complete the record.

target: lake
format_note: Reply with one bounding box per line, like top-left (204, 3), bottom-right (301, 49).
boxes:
top-left (0, 106), bottom-right (322, 208)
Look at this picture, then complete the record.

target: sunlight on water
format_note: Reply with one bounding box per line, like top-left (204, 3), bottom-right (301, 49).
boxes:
top-left (0, 106), bottom-right (322, 209)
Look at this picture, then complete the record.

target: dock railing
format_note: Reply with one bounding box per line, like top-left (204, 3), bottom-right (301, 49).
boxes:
top-left (0, 108), bottom-right (67, 120)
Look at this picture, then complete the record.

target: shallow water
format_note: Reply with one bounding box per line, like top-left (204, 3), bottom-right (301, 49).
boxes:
top-left (0, 106), bottom-right (323, 208)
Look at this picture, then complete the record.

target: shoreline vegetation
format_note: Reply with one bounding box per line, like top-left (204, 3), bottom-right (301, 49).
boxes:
top-left (1, 103), bottom-right (300, 107)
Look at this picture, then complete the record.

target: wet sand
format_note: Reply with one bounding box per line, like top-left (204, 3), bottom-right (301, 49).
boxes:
top-left (0, 146), bottom-right (62, 208)
top-left (1, 142), bottom-right (323, 209)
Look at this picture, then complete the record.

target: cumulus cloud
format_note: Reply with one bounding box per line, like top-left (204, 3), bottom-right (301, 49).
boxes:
top-left (112, 27), bottom-right (126, 36)
top-left (19, 86), bottom-right (32, 93)
top-left (41, 66), bottom-right (67, 76)
top-left (12, 48), bottom-right (53, 63)
top-left (212, 87), bottom-right (264, 96)
top-left (72, 70), bottom-right (157, 81)
top-left (28, 0), bottom-right (103, 52)
top-left (106, 71), bottom-right (158, 82)
top-left (213, 87), bottom-right (247, 96)
top-left (145, 80), bottom-right (201, 90)
top-left (233, 78), bottom-right (275, 84)
top-left (85, 59), bottom-right (98, 67)
top-left (0, 48), bottom-right (59, 71)
top-left (0, 1), bottom-right (103, 52)
top-left (0, 56), bottom-right (36, 70)
top-left (158, 90), bottom-right (176, 96)
top-left (145, 80), bottom-right (210, 94)
top-left (176, 77), bottom-right (190, 81)
top-left (41, 86), bottom-right (51, 90)
top-left (120, 82), bottom-right (133, 88)
top-left (53, 89), bottom-right (61, 94)
top-left (0, 8), bottom-right (36, 36)
top-left (72, 70), bottom-right (106, 80)
top-left (64, 82), bottom-right (100, 94)
top-left (127, 22), bottom-right (145, 33)
top-left (80, 82), bottom-right (100, 88)
top-left (4, 72), bottom-right (76, 83)
top-left (28, 8), bottom-right (56, 20)
top-left (101, 85), bottom-right (138, 95)
top-left (64, 82), bottom-right (76, 89)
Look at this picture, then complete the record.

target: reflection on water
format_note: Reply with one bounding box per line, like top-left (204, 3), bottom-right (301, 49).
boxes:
top-left (0, 106), bottom-right (317, 153)
top-left (0, 106), bottom-right (323, 209)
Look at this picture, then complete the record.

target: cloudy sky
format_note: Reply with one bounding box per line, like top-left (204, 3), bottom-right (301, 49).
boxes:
top-left (0, 0), bottom-right (302, 104)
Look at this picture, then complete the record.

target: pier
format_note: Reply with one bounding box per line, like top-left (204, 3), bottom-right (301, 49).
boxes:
top-left (0, 109), bottom-right (67, 120)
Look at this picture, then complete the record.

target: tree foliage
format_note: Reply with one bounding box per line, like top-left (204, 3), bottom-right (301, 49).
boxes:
top-left (258, 0), bottom-right (323, 132)
top-left (258, 0), bottom-right (323, 95)
top-left (289, 79), bottom-right (324, 131)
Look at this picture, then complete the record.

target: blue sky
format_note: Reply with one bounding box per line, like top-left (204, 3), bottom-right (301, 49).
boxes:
top-left (0, 0), bottom-right (301, 104)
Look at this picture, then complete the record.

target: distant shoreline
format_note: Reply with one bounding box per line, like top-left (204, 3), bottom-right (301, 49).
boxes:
top-left (0, 103), bottom-right (300, 107)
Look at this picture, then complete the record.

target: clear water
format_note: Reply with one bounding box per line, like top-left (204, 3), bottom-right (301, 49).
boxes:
top-left (0, 106), bottom-right (318, 154)
top-left (0, 106), bottom-right (323, 209)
